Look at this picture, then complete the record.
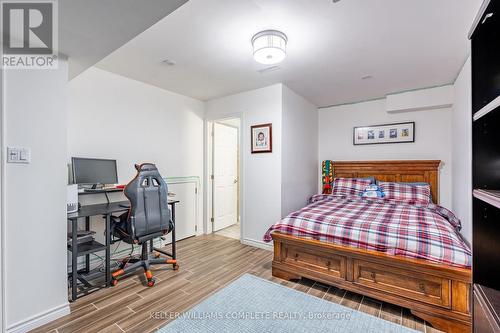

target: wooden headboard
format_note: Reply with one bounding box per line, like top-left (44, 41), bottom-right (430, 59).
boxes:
top-left (332, 160), bottom-right (441, 204)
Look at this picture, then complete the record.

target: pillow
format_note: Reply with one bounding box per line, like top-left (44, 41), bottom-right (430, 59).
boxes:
top-left (401, 182), bottom-right (430, 186)
top-left (398, 182), bottom-right (433, 202)
top-left (359, 176), bottom-right (376, 184)
top-left (332, 178), bottom-right (372, 197)
top-left (361, 184), bottom-right (385, 198)
top-left (379, 182), bottom-right (432, 205)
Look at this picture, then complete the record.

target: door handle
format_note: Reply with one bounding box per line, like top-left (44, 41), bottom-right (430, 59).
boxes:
top-left (233, 179), bottom-right (238, 184)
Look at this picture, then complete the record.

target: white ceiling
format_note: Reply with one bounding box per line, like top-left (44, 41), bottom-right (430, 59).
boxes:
top-left (59, 0), bottom-right (187, 78)
top-left (95, 0), bottom-right (482, 107)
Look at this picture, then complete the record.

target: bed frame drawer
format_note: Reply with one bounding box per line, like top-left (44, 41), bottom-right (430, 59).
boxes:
top-left (352, 259), bottom-right (451, 308)
top-left (282, 245), bottom-right (346, 279)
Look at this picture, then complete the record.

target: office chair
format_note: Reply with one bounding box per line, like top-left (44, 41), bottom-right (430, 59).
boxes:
top-left (110, 163), bottom-right (178, 287)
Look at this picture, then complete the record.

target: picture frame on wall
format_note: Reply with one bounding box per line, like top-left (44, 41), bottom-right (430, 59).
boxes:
top-left (251, 123), bottom-right (272, 153)
top-left (353, 122), bottom-right (415, 145)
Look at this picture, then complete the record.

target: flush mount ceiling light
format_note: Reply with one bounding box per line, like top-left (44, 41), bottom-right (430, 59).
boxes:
top-left (251, 30), bottom-right (287, 65)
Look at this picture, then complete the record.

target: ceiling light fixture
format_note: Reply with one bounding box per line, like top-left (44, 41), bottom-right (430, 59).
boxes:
top-left (251, 30), bottom-right (287, 65)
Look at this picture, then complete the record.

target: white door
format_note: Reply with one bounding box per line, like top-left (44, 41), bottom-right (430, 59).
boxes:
top-left (213, 122), bottom-right (238, 232)
top-left (165, 182), bottom-right (197, 242)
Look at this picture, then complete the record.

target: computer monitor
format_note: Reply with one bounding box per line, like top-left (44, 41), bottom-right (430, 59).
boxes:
top-left (72, 157), bottom-right (118, 186)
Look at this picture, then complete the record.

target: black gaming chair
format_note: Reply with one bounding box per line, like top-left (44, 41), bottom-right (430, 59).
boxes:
top-left (111, 163), bottom-right (178, 287)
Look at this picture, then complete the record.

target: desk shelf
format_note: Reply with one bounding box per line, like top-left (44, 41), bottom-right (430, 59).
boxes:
top-left (68, 240), bottom-right (106, 257)
top-left (67, 199), bottom-right (179, 301)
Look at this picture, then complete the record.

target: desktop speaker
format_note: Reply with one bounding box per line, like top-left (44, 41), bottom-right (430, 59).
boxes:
top-left (67, 184), bottom-right (78, 213)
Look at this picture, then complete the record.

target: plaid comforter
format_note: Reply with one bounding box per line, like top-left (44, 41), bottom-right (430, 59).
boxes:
top-left (264, 194), bottom-right (471, 268)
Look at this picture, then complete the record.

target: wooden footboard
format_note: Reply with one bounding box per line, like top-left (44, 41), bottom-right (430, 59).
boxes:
top-left (271, 232), bottom-right (472, 333)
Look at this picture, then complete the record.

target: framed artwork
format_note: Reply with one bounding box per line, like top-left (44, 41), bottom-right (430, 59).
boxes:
top-left (353, 122), bottom-right (415, 145)
top-left (251, 123), bottom-right (272, 153)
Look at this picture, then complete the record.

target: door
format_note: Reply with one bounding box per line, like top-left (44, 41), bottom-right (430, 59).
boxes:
top-left (165, 182), bottom-right (197, 242)
top-left (213, 122), bottom-right (238, 232)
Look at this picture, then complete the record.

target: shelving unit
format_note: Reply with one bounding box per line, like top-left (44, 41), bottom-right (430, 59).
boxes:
top-left (474, 285), bottom-right (500, 333)
top-left (473, 189), bottom-right (500, 210)
top-left (470, 0), bottom-right (500, 331)
top-left (473, 95), bottom-right (500, 121)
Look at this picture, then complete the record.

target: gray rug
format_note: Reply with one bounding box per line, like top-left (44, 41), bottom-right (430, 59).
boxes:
top-left (158, 274), bottom-right (418, 333)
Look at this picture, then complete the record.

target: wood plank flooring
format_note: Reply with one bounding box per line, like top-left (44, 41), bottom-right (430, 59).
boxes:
top-left (31, 234), bottom-right (442, 333)
top-left (214, 222), bottom-right (240, 240)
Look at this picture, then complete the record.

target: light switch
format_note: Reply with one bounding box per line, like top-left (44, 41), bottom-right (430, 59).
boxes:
top-left (7, 147), bottom-right (31, 163)
top-left (19, 148), bottom-right (30, 162)
top-left (7, 147), bottom-right (19, 162)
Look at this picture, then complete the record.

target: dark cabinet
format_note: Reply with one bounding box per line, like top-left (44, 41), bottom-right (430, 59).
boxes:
top-left (473, 111), bottom-right (500, 190)
top-left (473, 285), bottom-right (500, 332)
top-left (472, 198), bottom-right (500, 290)
top-left (472, 0), bottom-right (500, 113)
top-left (471, 1), bottom-right (500, 332)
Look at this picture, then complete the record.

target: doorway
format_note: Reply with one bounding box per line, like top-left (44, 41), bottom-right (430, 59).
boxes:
top-left (210, 118), bottom-right (240, 240)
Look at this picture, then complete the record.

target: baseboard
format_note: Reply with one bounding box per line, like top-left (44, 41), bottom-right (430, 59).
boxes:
top-left (241, 238), bottom-right (273, 251)
top-left (6, 302), bottom-right (70, 333)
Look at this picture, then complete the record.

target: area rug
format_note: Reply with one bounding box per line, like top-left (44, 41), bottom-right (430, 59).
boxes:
top-left (158, 274), bottom-right (418, 333)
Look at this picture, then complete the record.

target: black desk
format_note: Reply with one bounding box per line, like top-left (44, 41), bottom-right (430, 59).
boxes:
top-left (67, 199), bottom-right (179, 301)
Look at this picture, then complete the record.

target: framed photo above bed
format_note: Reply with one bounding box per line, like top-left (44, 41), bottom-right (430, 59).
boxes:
top-left (353, 122), bottom-right (415, 145)
top-left (251, 123), bottom-right (272, 153)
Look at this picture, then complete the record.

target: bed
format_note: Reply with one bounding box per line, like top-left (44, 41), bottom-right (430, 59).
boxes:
top-left (266, 160), bottom-right (472, 333)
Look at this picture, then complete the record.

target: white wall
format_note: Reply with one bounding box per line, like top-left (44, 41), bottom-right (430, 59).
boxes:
top-left (68, 67), bottom-right (204, 183)
top-left (3, 60), bottom-right (70, 331)
top-left (68, 67), bottom-right (205, 252)
top-left (318, 95), bottom-right (453, 209)
top-left (205, 84), bottom-right (283, 247)
top-left (1, 59), bottom-right (4, 332)
top-left (452, 56), bottom-right (472, 243)
top-left (386, 85), bottom-right (454, 113)
top-left (281, 86), bottom-right (318, 216)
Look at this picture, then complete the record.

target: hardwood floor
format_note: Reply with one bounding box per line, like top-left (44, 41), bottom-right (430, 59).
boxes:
top-left (31, 234), bottom-right (442, 333)
top-left (214, 222), bottom-right (240, 240)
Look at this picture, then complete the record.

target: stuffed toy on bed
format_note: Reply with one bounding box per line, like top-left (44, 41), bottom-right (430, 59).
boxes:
top-left (322, 160), bottom-right (334, 194)
top-left (361, 184), bottom-right (385, 198)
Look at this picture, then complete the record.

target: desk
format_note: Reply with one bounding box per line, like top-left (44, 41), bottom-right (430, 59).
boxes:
top-left (67, 199), bottom-right (179, 301)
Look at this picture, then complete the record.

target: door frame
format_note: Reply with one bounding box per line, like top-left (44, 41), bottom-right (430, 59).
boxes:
top-left (204, 114), bottom-right (244, 241)
top-left (1, 50), bottom-right (6, 332)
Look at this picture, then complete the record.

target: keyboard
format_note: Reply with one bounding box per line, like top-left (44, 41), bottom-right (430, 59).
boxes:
top-left (83, 188), bottom-right (120, 193)
top-left (83, 188), bottom-right (104, 192)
